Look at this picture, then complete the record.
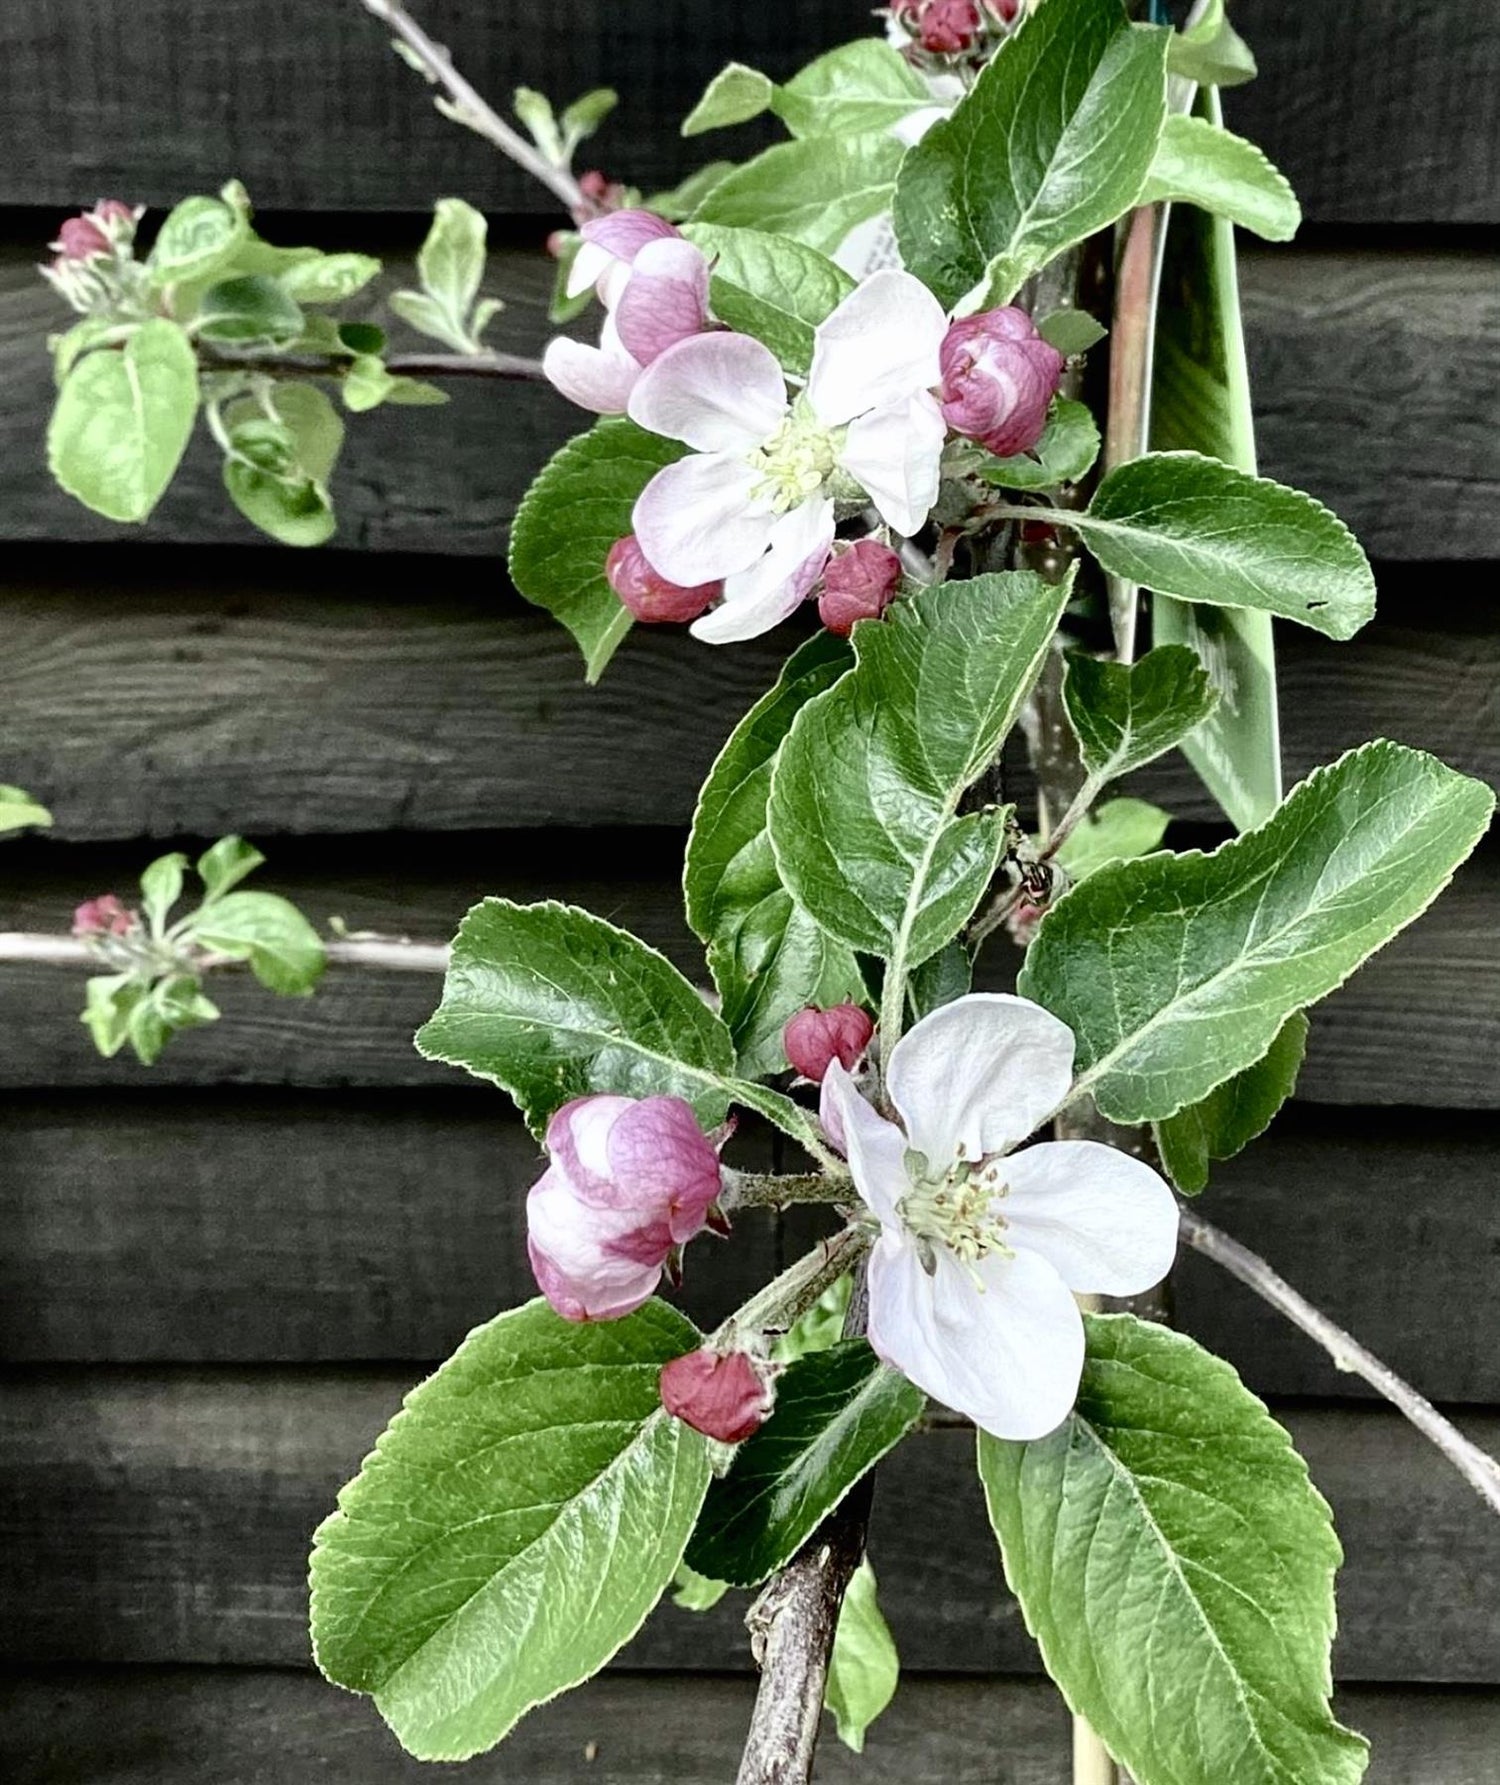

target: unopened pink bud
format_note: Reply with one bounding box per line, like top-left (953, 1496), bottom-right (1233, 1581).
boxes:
top-left (818, 539), bottom-right (902, 636)
top-left (784, 1003), bottom-right (875, 1082)
top-left (94, 200), bottom-right (136, 226)
top-left (72, 894), bottom-right (136, 938)
top-left (607, 536), bottom-right (720, 624)
top-left (55, 216), bottom-right (111, 261)
top-left (920, 0), bottom-right (983, 51)
top-left (660, 1347), bottom-right (774, 1443)
top-left (940, 306), bottom-right (1064, 459)
top-left (985, 0), bottom-right (1020, 21)
top-left (527, 1095), bottom-right (724, 1322)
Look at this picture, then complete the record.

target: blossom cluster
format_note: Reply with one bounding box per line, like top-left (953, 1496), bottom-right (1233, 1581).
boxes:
top-left (543, 210), bottom-right (1065, 644)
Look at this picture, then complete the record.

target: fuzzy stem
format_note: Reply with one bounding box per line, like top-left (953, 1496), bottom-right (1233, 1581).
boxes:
top-left (0, 931), bottom-right (450, 973)
top-left (1180, 1209), bottom-right (1500, 1518)
top-left (354, 0), bottom-right (587, 214)
top-left (716, 1228), bottom-right (869, 1345)
top-left (719, 1170), bottom-right (851, 1211)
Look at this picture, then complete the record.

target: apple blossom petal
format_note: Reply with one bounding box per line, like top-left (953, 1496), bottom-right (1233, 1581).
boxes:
top-left (807, 269), bottom-right (949, 427)
top-left (886, 992), bottom-right (1076, 1167)
top-left (614, 238), bottom-right (711, 366)
top-left (1000, 1140), bottom-right (1180, 1296)
top-left (526, 1169), bottom-right (666, 1321)
top-left (580, 208), bottom-right (680, 262)
top-left (821, 1060), bottom-right (909, 1231)
top-left (565, 238), bottom-right (616, 299)
top-left (546, 1094), bottom-right (636, 1201)
top-left (628, 331), bottom-right (789, 453)
top-left (867, 1239), bottom-right (1085, 1440)
top-left (542, 322), bottom-right (643, 415)
top-left (838, 391), bottom-right (946, 537)
top-left (691, 497), bottom-right (834, 644)
top-left (633, 453), bottom-right (779, 586)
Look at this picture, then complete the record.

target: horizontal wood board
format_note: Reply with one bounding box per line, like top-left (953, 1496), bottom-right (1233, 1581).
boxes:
top-left (0, 1377), bottom-right (1494, 1681)
top-left (1, 1667), bottom-right (1495, 1784)
top-left (0, 1095), bottom-right (1496, 1406)
top-left (3, 249), bottom-right (1499, 559)
top-left (0, 1), bottom-right (1492, 223)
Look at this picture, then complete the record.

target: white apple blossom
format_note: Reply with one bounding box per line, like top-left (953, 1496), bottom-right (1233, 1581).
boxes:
top-left (821, 993), bottom-right (1179, 1439)
top-left (628, 269), bottom-right (950, 644)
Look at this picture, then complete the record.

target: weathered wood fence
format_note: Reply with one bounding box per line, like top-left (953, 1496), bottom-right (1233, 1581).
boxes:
top-left (0, 2), bottom-right (1497, 1777)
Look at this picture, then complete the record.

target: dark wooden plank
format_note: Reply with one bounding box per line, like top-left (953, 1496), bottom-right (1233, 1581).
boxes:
top-left (0, 1668), bottom-right (1494, 1785)
top-left (3, 1097), bottom-right (1496, 1408)
top-left (0, 555), bottom-right (1494, 843)
top-left (0, 0), bottom-right (1492, 223)
top-left (0, 1373), bottom-right (1495, 1680)
top-left (1, 838), bottom-right (1497, 1105)
top-left (3, 247), bottom-right (1499, 559)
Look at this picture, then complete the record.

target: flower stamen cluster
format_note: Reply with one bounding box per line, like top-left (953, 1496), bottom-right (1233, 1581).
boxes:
top-left (899, 1152), bottom-right (1014, 1280)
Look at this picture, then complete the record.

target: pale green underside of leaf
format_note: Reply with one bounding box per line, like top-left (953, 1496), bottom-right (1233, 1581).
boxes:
top-left (685, 632), bottom-right (862, 1075)
top-left (693, 133), bottom-right (906, 256)
top-left (685, 225), bottom-right (854, 377)
top-left (681, 62), bottom-right (775, 136)
top-left (769, 571), bottom-right (1072, 970)
top-left (311, 1299), bottom-right (709, 1762)
top-left (1151, 95), bottom-right (1282, 833)
top-left (1142, 114), bottom-right (1301, 242)
top-left (826, 1560), bottom-right (900, 1754)
top-left (893, 0), bottom-right (1169, 309)
top-left (979, 1314), bottom-right (1369, 1785)
top-left (1155, 1010), bottom-right (1309, 1195)
top-left (1020, 741), bottom-right (1494, 1124)
top-left (686, 1341), bottom-right (923, 1588)
top-left (415, 898), bottom-right (737, 1136)
top-left (48, 318), bottom-right (199, 523)
top-left (0, 788), bottom-right (53, 835)
top-left (508, 419), bottom-right (687, 682)
top-left (1074, 452), bottom-right (1376, 642)
top-left (1063, 644), bottom-right (1219, 783)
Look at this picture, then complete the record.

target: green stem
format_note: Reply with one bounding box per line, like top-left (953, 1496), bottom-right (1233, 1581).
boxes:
top-left (720, 1169), bottom-right (850, 1211)
top-left (715, 1226), bottom-right (870, 1344)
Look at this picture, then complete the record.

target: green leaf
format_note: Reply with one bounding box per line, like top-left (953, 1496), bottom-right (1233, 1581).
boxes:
top-left (1067, 452), bottom-right (1376, 641)
top-left (893, 0), bottom-right (1170, 308)
top-left (50, 318), bottom-right (130, 386)
top-left (342, 354), bottom-right (397, 412)
top-left (646, 162), bottom-right (738, 221)
top-left (1063, 644), bottom-right (1219, 782)
top-left (1151, 87), bottom-right (1281, 832)
top-left (0, 787), bottom-right (52, 835)
top-left (684, 226), bottom-right (854, 378)
top-left (416, 899), bottom-right (737, 1137)
top-left (196, 835), bottom-right (265, 901)
top-left (148, 194), bottom-right (249, 285)
top-left (562, 87), bottom-right (618, 145)
top-left (681, 62), bottom-right (775, 135)
top-left (1053, 797), bottom-right (1170, 883)
top-left (769, 571), bottom-right (1072, 973)
top-left (189, 891), bottom-right (326, 995)
top-left (771, 40), bottom-right (929, 140)
top-left (508, 418), bottom-right (686, 681)
top-left (686, 1341), bottom-right (923, 1588)
top-left (48, 319), bottom-right (199, 523)
top-left (773, 1275), bottom-right (853, 1365)
top-left (223, 463), bottom-right (336, 545)
top-left (672, 1562), bottom-right (730, 1612)
top-left (1167, 0), bottom-right (1258, 89)
top-left (128, 974), bottom-right (220, 1064)
top-left (140, 851), bottom-right (188, 932)
top-left (1156, 1011), bottom-right (1309, 1195)
top-left (826, 1561), bottom-right (899, 1754)
top-left (337, 320), bottom-right (387, 356)
top-left (975, 398), bottom-right (1100, 492)
top-left (311, 1299), bottom-right (711, 1762)
top-left (694, 133), bottom-right (905, 257)
top-left (685, 632), bottom-right (863, 1076)
top-left (1021, 742), bottom-right (1495, 1124)
top-left (222, 383), bottom-right (344, 547)
top-left (82, 974), bottom-right (139, 1059)
top-left (1036, 309), bottom-right (1109, 356)
top-left (196, 274), bottom-right (306, 348)
top-left (417, 196), bottom-right (487, 320)
top-left (1142, 114), bottom-right (1300, 242)
top-left (275, 251), bottom-right (382, 303)
top-left (978, 1314), bottom-right (1368, 1785)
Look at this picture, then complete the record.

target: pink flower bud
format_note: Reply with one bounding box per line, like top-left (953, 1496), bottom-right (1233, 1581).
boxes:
top-left (784, 1003), bottom-right (875, 1083)
top-left (54, 216), bottom-right (111, 261)
top-left (526, 1094), bottom-right (724, 1322)
top-left (920, 0), bottom-right (983, 51)
top-left (939, 306), bottom-right (1065, 459)
top-left (985, 0), bottom-right (1021, 21)
top-left (72, 894), bottom-right (137, 938)
top-left (818, 539), bottom-right (903, 637)
top-left (660, 1347), bottom-right (774, 1443)
top-left (579, 170), bottom-right (611, 202)
top-left (607, 536), bottom-right (721, 624)
top-left (94, 200), bottom-right (136, 226)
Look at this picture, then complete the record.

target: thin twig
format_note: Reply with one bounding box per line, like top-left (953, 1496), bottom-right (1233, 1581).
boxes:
top-left (200, 349), bottom-right (549, 383)
top-left (1180, 1209), bottom-right (1500, 1518)
top-left (0, 931), bottom-right (450, 973)
top-left (355, 0), bottom-right (587, 215)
